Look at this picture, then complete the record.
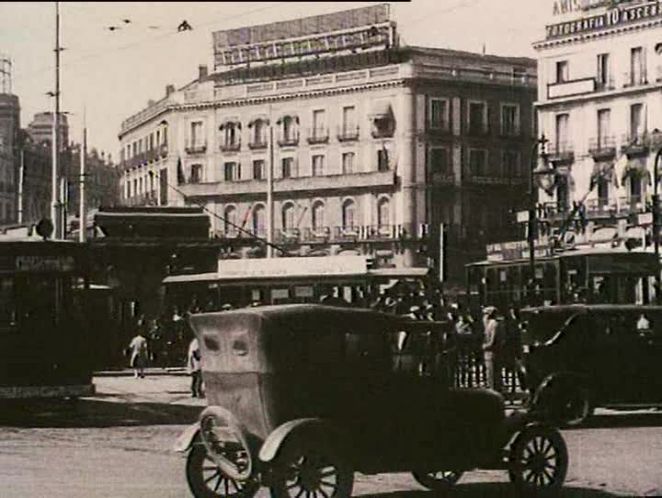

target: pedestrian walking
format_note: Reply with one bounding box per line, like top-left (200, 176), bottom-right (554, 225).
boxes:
top-left (187, 335), bottom-right (203, 398)
top-left (127, 329), bottom-right (149, 379)
top-left (503, 306), bottom-right (528, 396)
top-left (481, 306), bottom-right (502, 392)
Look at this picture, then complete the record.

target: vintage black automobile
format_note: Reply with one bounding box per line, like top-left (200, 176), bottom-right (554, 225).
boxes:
top-left (524, 304), bottom-right (662, 426)
top-left (175, 305), bottom-right (568, 497)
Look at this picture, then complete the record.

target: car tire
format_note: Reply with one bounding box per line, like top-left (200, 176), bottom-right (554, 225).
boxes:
top-left (412, 469), bottom-right (463, 493)
top-left (552, 386), bottom-right (593, 428)
top-left (269, 437), bottom-right (353, 498)
top-left (508, 426), bottom-right (568, 495)
top-left (186, 443), bottom-right (259, 498)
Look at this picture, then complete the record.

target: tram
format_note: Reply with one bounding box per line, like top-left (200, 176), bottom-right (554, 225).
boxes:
top-left (162, 255), bottom-right (431, 311)
top-left (0, 236), bottom-right (95, 399)
top-left (466, 244), bottom-right (659, 309)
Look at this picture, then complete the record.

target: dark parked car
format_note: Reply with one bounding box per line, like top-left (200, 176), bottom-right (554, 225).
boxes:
top-left (524, 304), bottom-right (662, 426)
top-left (175, 304), bottom-right (568, 497)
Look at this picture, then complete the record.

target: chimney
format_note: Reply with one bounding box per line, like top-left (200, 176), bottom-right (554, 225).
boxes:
top-left (198, 65), bottom-right (208, 80)
top-left (165, 84), bottom-right (175, 97)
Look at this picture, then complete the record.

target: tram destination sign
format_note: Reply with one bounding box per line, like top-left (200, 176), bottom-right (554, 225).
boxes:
top-left (14, 255), bottom-right (75, 272)
top-left (217, 255), bottom-right (367, 279)
top-left (546, 0), bottom-right (662, 39)
top-left (486, 240), bottom-right (550, 262)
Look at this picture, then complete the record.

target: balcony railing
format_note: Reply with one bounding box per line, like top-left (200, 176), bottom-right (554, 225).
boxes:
top-left (185, 141), bottom-right (208, 154)
top-left (302, 227), bottom-right (331, 242)
top-left (623, 70), bottom-right (648, 88)
top-left (220, 141), bottom-right (241, 152)
top-left (467, 124), bottom-right (490, 137)
top-left (277, 133), bottom-right (299, 147)
top-left (546, 142), bottom-right (574, 164)
top-left (306, 128), bottom-right (329, 145)
top-left (337, 126), bottom-right (360, 142)
top-left (621, 133), bottom-right (649, 157)
top-left (248, 138), bottom-right (268, 150)
top-left (595, 77), bottom-right (616, 91)
top-left (499, 125), bottom-right (521, 138)
top-left (275, 228), bottom-right (301, 244)
top-left (588, 136), bottom-right (616, 160)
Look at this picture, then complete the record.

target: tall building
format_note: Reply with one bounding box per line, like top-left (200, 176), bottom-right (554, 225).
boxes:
top-left (118, 4), bottom-right (536, 284)
top-left (26, 111), bottom-right (69, 150)
top-left (0, 55), bottom-right (19, 225)
top-left (534, 0), bottom-right (662, 247)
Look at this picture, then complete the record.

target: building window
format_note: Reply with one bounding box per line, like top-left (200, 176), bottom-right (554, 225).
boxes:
top-left (468, 149), bottom-right (487, 177)
top-left (502, 150), bottom-right (520, 177)
top-left (312, 155), bottom-right (324, 177)
top-left (468, 101), bottom-right (487, 134)
top-left (282, 202), bottom-right (295, 230)
top-left (429, 147), bottom-right (450, 177)
top-left (312, 109), bottom-right (326, 138)
top-left (555, 113), bottom-right (569, 151)
top-left (252, 119), bottom-right (266, 146)
top-left (223, 122), bottom-right (240, 147)
top-left (281, 116), bottom-right (297, 143)
top-left (342, 199), bottom-right (356, 229)
top-left (429, 98), bottom-right (450, 131)
top-left (190, 164), bottom-right (203, 183)
top-left (282, 157), bottom-right (295, 178)
top-left (252, 205), bottom-right (265, 236)
top-left (597, 53), bottom-right (610, 87)
top-left (597, 109), bottom-right (611, 147)
top-left (224, 162), bottom-right (240, 181)
top-left (126, 180), bottom-right (131, 198)
top-left (556, 60), bottom-right (569, 83)
top-left (190, 121), bottom-right (203, 146)
top-left (224, 206), bottom-right (237, 234)
top-left (630, 47), bottom-right (646, 85)
top-left (500, 104), bottom-right (519, 136)
top-left (342, 152), bottom-right (355, 175)
top-left (156, 130), bottom-right (161, 146)
top-left (312, 201), bottom-right (325, 231)
top-left (377, 197), bottom-right (390, 227)
top-left (342, 106), bottom-right (356, 133)
top-left (377, 148), bottom-right (389, 172)
top-left (253, 159), bottom-right (265, 180)
top-left (630, 103), bottom-right (644, 141)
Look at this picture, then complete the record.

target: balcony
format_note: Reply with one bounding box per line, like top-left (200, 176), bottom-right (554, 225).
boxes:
top-left (623, 71), bottom-right (648, 88)
top-left (499, 125), bottom-right (521, 138)
top-left (306, 128), bottom-right (329, 145)
top-left (178, 170), bottom-right (396, 198)
top-left (159, 143), bottom-right (169, 158)
top-left (334, 225), bottom-right (361, 241)
top-left (621, 133), bottom-right (649, 157)
top-left (595, 77), bottom-right (616, 92)
top-left (546, 142), bottom-right (574, 165)
top-left (302, 227), bottom-right (331, 242)
top-left (277, 133), bottom-right (299, 147)
top-left (584, 198), bottom-right (618, 218)
top-left (185, 140), bottom-right (207, 155)
top-left (547, 77), bottom-right (596, 99)
top-left (219, 141), bottom-right (241, 153)
top-left (337, 126), bottom-right (360, 142)
top-left (588, 136), bottom-right (616, 160)
top-left (275, 228), bottom-right (301, 244)
top-left (466, 124), bottom-right (490, 137)
top-left (248, 138), bottom-right (268, 150)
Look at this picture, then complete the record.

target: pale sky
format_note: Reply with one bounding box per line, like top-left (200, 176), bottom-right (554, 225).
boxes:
top-left (0, 1), bottom-right (555, 158)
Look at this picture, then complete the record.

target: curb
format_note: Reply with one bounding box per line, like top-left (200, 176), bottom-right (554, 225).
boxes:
top-left (94, 368), bottom-right (189, 377)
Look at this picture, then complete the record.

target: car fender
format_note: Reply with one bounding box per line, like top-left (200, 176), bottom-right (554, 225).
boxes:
top-left (258, 418), bottom-right (346, 464)
top-left (173, 422), bottom-right (201, 453)
top-left (530, 371), bottom-right (591, 411)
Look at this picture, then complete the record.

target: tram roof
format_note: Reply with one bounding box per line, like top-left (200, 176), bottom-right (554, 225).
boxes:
top-left (467, 247), bottom-right (655, 268)
top-left (522, 303), bottom-right (662, 313)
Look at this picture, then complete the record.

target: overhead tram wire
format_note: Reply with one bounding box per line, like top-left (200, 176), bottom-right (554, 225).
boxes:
top-left (15, 2), bottom-right (290, 81)
top-left (147, 171), bottom-right (287, 255)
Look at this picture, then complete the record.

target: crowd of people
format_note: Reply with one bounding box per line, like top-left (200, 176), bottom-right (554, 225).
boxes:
top-left (125, 285), bottom-right (530, 398)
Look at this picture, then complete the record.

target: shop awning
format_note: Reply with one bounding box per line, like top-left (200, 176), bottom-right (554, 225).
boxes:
top-left (369, 100), bottom-right (393, 118)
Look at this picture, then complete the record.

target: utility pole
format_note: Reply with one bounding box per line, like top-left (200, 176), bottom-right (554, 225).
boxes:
top-left (17, 148), bottom-right (24, 224)
top-left (51, 0), bottom-right (61, 238)
top-left (79, 107), bottom-right (86, 242)
top-left (266, 108), bottom-right (274, 258)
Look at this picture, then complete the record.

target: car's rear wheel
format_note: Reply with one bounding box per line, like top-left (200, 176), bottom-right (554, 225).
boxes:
top-left (270, 438), bottom-right (353, 498)
top-left (554, 387), bottom-right (593, 427)
top-left (186, 444), bottom-right (259, 498)
top-left (508, 426), bottom-right (568, 495)
top-left (412, 469), bottom-right (463, 492)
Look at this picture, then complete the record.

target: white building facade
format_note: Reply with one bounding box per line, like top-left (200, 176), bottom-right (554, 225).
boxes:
top-left (535, 0), bottom-right (662, 241)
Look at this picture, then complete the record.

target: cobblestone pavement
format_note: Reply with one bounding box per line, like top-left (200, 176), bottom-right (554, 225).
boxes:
top-left (0, 375), bottom-right (660, 497)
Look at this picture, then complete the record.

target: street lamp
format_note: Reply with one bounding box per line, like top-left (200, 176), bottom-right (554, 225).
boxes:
top-left (527, 135), bottom-right (553, 302)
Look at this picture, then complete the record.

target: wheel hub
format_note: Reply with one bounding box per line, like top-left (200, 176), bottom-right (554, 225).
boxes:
top-left (299, 465), bottom-right (322, 490)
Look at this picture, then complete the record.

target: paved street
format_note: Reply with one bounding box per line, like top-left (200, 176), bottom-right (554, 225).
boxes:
top-left (0, 375), bottom-right (660, 498)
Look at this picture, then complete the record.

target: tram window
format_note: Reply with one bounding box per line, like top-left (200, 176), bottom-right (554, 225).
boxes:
top-left (0, 277), bottom-right (16, 327)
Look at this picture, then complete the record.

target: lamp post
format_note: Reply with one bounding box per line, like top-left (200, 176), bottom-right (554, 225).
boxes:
top-left (527, 135), bottom-right (550, 299)
top-left (653, 147), bottom-right (662, 303)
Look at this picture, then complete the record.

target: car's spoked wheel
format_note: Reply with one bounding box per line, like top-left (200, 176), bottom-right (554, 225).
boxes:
top-left (509, 427), bottom-right (568, 495)
top-left (187, 444), bottom-right (259, 498)
top-left (412, 469), bottom-right (463, 492)
top-left (271, 440), bottom-right (353, 498)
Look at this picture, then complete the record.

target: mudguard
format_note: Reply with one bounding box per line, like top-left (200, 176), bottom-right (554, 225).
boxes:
top-left (505, 420), bottom-right (557, 450)
top-left (173, 423), bottom-right (200, 453)
top-left (530, 371), bottom-right (590, 413)
top-left (258, 418), bottom-right (346, 464)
